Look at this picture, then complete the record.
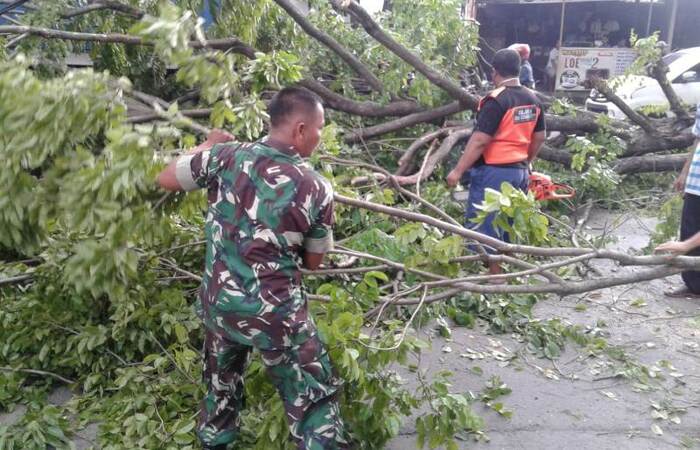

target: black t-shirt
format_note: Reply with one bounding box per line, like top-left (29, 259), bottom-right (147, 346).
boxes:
top-left (476, 86), bottom-right (545, 136)
top-left (474, 86), bottom-right (545, 168)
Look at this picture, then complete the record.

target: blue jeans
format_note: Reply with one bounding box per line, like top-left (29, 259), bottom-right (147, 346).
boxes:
top-left (465, 164), bottom-right (529, 251)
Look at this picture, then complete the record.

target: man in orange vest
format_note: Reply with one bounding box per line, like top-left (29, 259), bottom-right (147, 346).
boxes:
top-left (447, 48), bottom-right (546, 276)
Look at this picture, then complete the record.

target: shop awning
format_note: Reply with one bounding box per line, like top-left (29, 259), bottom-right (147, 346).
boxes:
top-left (481, 0), bottom-right (663, 4)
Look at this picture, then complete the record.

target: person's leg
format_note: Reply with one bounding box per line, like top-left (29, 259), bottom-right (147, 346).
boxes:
top-left (471, 166), bottom-right (529, 275)
top-left (465, 165), bottom-right (485, 228)
top-left (197, 327), bottom-right (252, 448)
top-left (465, 166), bottom-right (500, 273)
top-left (261, 334), bottom-right (347, 450)
top-left (680, 194), bottom-right (700, 294)
top-left (488, 166), bottom-right (529, 275)
top-left (466, 165), bottom-right (504, 243)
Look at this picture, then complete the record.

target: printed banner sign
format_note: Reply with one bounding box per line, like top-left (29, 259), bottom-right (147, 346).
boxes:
top-left (555, 47), bottom-right (637, 91)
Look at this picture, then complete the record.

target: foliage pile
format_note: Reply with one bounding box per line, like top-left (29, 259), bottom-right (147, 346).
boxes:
top-left (0, 1), bottom-right (688, 449)
top-left (0, 2), bottom-right (489, 449)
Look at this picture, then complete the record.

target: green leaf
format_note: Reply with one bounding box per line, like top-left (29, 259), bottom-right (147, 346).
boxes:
top-left (544, 342), bottom-right (561, 359)
top-left (365, 271), bottom-right (389, 283)
top-left (174, 324), bottom-right (188, 344)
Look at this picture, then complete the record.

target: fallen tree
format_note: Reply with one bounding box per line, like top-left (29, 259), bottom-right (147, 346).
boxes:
top-left (0, 2), bottom-right (695, 450)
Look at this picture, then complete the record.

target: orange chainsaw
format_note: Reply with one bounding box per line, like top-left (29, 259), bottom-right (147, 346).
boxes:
top-left (528, 172), bottom-right (575, 201)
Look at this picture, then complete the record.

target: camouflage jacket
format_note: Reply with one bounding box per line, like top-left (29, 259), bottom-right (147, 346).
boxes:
top-left (175, 140), bottom-right (334, 349)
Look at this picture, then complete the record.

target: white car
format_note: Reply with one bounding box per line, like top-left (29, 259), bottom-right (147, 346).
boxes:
top-left (585, 47), bottom-right (700, 119)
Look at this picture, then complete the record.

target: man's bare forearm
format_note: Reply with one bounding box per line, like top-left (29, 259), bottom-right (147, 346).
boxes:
top-left (527, 132), bottom-right (546, 162)
top-left (452, 132), bottom-right (493, 177)
top-left (680, 145), bottom-right (696, 176)
top-left (187, 140), bottom-right (215, 154)
top-left (454, 142), bottom-right (485, 175)
top-left (156, 129), bottom-right (235, 191)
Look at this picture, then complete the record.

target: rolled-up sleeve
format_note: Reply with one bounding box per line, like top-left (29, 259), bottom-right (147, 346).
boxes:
top-left (174, 144), bottom-right (230, 191)
top-left (303, 180), bottom-right (335, 254)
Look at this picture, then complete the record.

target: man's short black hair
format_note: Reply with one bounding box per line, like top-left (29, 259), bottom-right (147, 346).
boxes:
top-left (268, 86), bottom-right (323, 127)
top-left (492, 49), bottom-right (521, 78)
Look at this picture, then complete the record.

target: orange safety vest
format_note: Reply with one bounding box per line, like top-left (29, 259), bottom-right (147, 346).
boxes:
top-left (479, 87), bottom-right (541, 165)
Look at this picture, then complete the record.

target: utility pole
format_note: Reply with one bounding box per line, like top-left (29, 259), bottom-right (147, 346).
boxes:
top-left (645, 0), bottom-right (654, 36)
top-left (667, 0), bottom-right (679, 49)
top-left (558, 0), bottom-right (567, 46)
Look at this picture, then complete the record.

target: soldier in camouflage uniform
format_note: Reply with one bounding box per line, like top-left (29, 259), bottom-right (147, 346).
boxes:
top-left (157, 87), bottom-right (348, 450)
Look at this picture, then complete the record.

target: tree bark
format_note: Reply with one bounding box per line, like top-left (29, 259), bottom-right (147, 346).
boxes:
top-left (538, 145), bottom-right (573, 167)
top-left (0, 25), bottom-right (257, 58)
top-left (62, 1), bottom-right (145, 19)
top-left (650, 59), bottom-right (691, 122)
top-left (343, 101), bottom-right (467, 143)
top-left (394, 127), bottom-right (472, 185)
top-left (624, 128), bottom-right (694, 156)
top-left (298, 78), bottom-right (421, 117)
top-left (126, 108), bottom-right (213, 124)
top-left (590, 77), bottom-right (656, 135)
top-left (613, 153), bottom-right (689, 174)
top-left (334, 193), bottom-right (700, 268)
top-left (396, 127), bottom-right (459, 175)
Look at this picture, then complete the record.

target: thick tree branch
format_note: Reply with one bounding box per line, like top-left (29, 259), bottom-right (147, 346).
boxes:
top-left (0, 25), bottom-right (257, 58)
top-left (128, 89), bottom-right (170, 110)
top-left (392, 266), bottom-right (682, 305)
top-left (649, 59), bottom-right (691, 122)
top-left (126, 108), bottom-right (213, 124)
top-left (274, 0), bottom-right (383, 93)
top-left (396, 127), bottom-right (457, 176)
top-left (302, 264), bottom-right (389, 276)
top-left (546, 113), bottom-right (600, 135)
top-left (624, 128), bottom-right (694, 157)
top-left (334, 193), bottom-right (700, 268)
top-left (520, 144), bottom-right (687, 174)
top-left (329, 0), bottom-right (478, 109)
top-left (299, 78), bottom-right (421, 117)
top-left (332, 248), bottom-right (447, 280)
top-left (538, 145), bottom-right (573, 167)
top-left (613, 153), bottom-right (689, 174)
top-left (0, 273), bottom-right (33, 286)
top-left (344, 101), bottom-right (466, 143)
top-left (394, 127), bottom-right (472, 185)
top-left (62, 1), bottom-right (145, 20)
top-left (591, 77), bottom-right (656, 135)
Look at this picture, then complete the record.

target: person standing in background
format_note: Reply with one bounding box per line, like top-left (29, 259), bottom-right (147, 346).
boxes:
top-left (447, 49), bottom-right (546, 276)
top-left (656, 103), bottom-right (700, 298)
top-left (546, 40), bottom-right (560, 92)
top-left (508, 43), bottom-right (535, 89)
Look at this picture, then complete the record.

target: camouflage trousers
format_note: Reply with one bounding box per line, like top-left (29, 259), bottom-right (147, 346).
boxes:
top-left (196, 325), bottom-right (348, 449)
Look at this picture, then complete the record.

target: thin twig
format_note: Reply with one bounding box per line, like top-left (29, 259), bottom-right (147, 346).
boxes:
top-left (415, 139), bottom-right (436, 200)
top-left (322, 155), bottom-right (462, 227)
top-left (158, 257), bottom-right (203, 282)
top-left (0, 273), bottom-right (34, 286)
top-left (0, 366), bottom-right (75, 384)
top-left (303, 264), bottom-right (390, 276)
top-left (147, 332), bottom-right (198, 385)
top-left (333, 247), bottom-right (447, 281)
top-left (361, 286), bottom-right (429, 351)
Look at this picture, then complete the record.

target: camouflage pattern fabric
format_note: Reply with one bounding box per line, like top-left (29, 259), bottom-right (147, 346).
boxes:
top-left (175, 140), bottom-right (347, 449)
